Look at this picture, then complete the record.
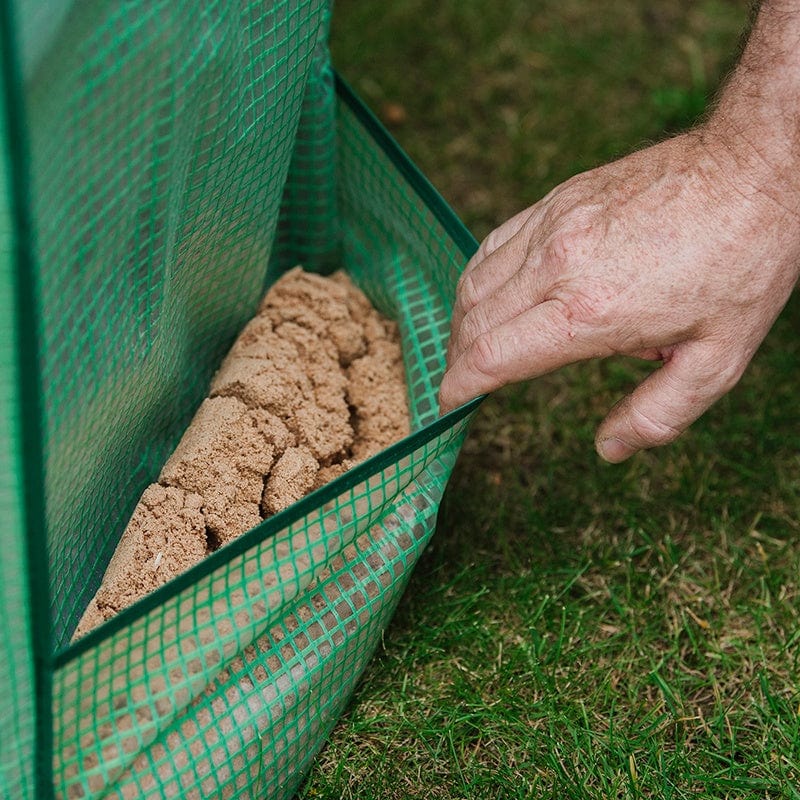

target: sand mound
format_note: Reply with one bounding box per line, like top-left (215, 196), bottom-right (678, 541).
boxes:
top-left (74, 267), bottom-right (410, 639)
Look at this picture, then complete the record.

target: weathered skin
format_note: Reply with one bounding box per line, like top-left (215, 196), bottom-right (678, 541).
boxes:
top-left (440, 1), bottom-right (800, 462)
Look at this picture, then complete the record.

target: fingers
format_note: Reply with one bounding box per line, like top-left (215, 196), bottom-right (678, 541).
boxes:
top-left (469, 205), bottom-right (538, 267)
top-left (439, 299), bottom-right (604, 413)
top-left (449, 208), bottom-right (537, 357)
top-left (448, 261), bottom-right (549, 365)
top-left (595, 343), bottom-right (744, 462)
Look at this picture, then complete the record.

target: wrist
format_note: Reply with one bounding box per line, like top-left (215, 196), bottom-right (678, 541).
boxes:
top-left (687, 121), bottom-right (800, 292)
top-left (701, 1), bottom-right (800, 203)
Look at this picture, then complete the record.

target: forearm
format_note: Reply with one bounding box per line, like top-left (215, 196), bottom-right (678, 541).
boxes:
top-left (705, 0), bottom-right (800, 199)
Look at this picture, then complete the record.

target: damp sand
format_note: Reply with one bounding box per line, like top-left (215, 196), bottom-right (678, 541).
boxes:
top-left (74, 267), bottom-right (409, 638)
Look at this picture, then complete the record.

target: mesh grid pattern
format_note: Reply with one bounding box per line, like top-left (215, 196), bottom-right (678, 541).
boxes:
top-left (50, 91), bottom-right (477, 795)
top-left (269, 29), bottom-right (340, 279)
top-left (26, 0), bottom-right (329, 646)
top-left (337, 101), bottom-right (468, 430)
top-left (0, 67), bottom-right (37, 800)
top-left (3, 1), bottom-right (479, 796)
top-left (53, 430), bottom-right (468, 799)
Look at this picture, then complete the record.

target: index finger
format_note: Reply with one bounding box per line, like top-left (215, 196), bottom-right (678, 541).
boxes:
top-left (440, 298), bottom-right (608, 413)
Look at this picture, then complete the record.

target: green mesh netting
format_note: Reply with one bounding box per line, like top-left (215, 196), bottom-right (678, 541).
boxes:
top-left (0, 44), bottom-right (37, 799)
top-left (0, 2), bottom-right (479, 798)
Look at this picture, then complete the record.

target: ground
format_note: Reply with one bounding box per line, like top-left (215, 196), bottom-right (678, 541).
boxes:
top-left (300, 2), bottom-right (800, 797)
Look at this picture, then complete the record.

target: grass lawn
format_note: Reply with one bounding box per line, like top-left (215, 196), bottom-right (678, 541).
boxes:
top-left (301, 1), bottom-right (800, 797)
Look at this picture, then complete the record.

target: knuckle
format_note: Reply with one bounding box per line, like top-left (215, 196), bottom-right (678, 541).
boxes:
top-left (482, 227), bottom-right (505, 257)
top-left (460, 304), bottom-right (489, 345)
top-left (542, 227), bottom-right (593, 269)
top-left (566, 290), bottom-right (616, 327)
top-left (456, 271), bottom-right (481, 314)
top-left (551, 288), bottom-right (617, 330)
top-left (714, 357), bottom-right (747, 395)
top-left (540, 225), bottom-right (615, 328)
top-left (468, 332), bottom-right (503, 381)
top-left (542, 230), bottom-right (579, 270)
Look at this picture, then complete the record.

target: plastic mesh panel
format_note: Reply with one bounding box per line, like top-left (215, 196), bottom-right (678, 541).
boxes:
top-left (3, 1), bottom-right (481, 796)
top-left (51, 82), bottom-right (478, 796)
top-left (269, 28), bottom-right (340, 279)
top-left (53, 427), bottom-right (468, 799)
top-left (337, 96), bottom-right (466, 429)
top-left (23, 0), bottom-right (330, 646)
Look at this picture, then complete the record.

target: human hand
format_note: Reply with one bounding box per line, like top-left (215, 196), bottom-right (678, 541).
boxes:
top-left (439, 131), bottom-right (800, 461)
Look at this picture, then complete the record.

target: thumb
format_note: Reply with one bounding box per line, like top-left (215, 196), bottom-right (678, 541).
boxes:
top-left (595, 344), bottom-right (743, 463)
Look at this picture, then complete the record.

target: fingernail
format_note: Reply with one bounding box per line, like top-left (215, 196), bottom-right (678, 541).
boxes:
top-left (597, 437), bottom-right (636, 463)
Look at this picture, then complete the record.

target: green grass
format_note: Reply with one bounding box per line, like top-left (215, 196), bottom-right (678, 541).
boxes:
top-left (300, 1), bottom-right (800, 797)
